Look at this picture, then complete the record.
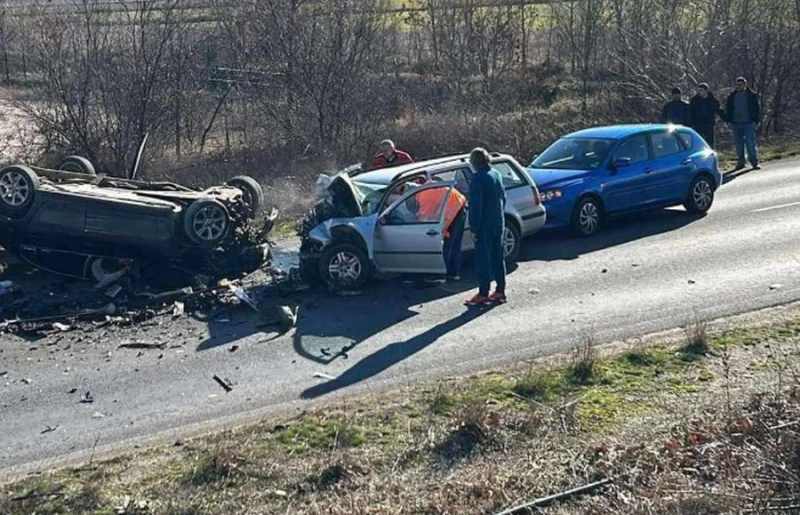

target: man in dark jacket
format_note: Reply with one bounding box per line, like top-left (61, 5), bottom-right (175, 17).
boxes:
top-left (465, 147), bottom-right (507, 307)
top-left (660, 87), bottom-right (690, 125)
top-left (689, 83), bottom-right (722, 148)
top-left (724, 77), bottom-right (761, 170)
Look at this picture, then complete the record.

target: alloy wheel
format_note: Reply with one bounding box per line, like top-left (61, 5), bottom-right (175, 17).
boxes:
top-left (328, 251), bottom-right (362, 285)
top-left (0, 170), bottom-right (30, 207)
top-left (502, 227), bottom-right (516, 257)
top-left (192, 205), bottom-right (228, 242)
top-left (693, 179), bottom-right (713, 211)
top-left (579, 201), bottom-right (600, 235)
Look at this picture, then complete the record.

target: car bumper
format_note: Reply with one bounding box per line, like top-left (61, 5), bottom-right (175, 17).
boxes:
top-left (538, 197), bottom-right (574, 229)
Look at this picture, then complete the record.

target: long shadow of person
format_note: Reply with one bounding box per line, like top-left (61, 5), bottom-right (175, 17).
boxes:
top-left (300, 305), bottom-right (492, 399)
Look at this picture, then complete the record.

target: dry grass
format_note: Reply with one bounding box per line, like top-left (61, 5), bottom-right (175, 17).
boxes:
top-left (5, 319), bottom-right (800, 514)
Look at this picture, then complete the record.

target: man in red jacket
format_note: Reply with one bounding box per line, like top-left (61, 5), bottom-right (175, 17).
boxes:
top-left (372, 139), bottom-right (413, 169)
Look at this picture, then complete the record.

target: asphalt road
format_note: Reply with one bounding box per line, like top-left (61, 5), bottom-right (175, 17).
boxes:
top-left (3, 159), bottom-right (800, 478)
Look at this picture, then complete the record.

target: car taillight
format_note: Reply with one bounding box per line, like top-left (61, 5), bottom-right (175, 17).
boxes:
top-left (532, 186), bottom-right (541, 205)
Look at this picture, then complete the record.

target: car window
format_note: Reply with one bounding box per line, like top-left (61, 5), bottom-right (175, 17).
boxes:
top-left (651, 131), bottom-right (684, 158)
top-left (492, 161), bottom-right (527, 189)
top-left (384, 185), bottom-right (450, 225)
top-left (677, 130), bottom-right (695, 150)
top-left (613, 135), bottom-right (650, 164)
top-left (532, 138), bottom-right (613, 170)
top-left (432, 167), bottom-right (471, 195)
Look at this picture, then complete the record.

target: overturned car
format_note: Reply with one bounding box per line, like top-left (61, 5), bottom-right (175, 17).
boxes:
top-left (0, 156), bottom-right (276, 281)
top-left (298, 153), bottom-right (546, 290)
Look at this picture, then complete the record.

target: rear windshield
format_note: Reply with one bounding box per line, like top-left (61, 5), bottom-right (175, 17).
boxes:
top-left (532, 138), bottom-right (615, 170)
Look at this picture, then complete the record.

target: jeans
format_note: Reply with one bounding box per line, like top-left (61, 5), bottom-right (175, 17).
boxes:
top-left (443, 209), bottom-right (465, 277)
top-left (732, 123), bottom-right (759, 167)
top-left (474, 227), bottom-right (506, 296)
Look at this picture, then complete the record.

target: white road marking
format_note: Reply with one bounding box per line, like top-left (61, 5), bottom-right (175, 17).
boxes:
top-left (752, 201), bottom-right (800, 213)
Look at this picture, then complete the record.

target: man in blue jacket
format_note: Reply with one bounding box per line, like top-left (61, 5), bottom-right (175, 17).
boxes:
top-left (466, 147), bottom-right (507, 306)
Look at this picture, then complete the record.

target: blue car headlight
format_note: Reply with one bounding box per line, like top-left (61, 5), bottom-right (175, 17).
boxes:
top-left (540, 189), bottom-right (563, 202)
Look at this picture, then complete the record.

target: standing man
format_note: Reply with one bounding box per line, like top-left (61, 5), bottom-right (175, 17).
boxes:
top-left (465, 147), bottom-right (507, 306)
top-left (660, 87), bottom-right (690, 126)
top-left (725, 77), bottom-right (761, 170)
top-left (689, 83), bottom-right (722, 148)
top-left (372, 139), bottom-right (413, 169)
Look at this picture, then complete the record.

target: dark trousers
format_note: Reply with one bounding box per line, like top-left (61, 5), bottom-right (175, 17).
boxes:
top-left (475, 227), bottom-right (506, 296)
top-left (443, 209), bottom-right (465, 277)
top-left (696, 127), bottom-right (715, 148)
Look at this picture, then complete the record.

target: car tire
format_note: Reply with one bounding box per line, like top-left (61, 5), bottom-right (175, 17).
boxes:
top-left (183, 198), bottom-right (230, 247)
top-left (58, 156), bottom-right (96, 176)
top-left (226, 176), bottom-right (264, 218)
top-left (318, 243), bottom-right (370, 291)
top-left (570, 196), bottom-right (603, 237)
top-left (0, 165), bottom-right (39, 218)
top-left (684, 175), bottom-right (715, 214)
top-left (502, 221), bottom-right (521, 264)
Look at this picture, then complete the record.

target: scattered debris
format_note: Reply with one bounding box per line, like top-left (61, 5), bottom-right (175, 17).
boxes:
top-left (601, 269), bottom-right (608, 274)
top-left (0, 371), bottom-right (7, 377)
top-left (67, 387), bottom-right (77, 394)
top-left (256, 305), bottom-right (298, 333)
top-left (80, 391), bottom-right (94, 404)
top-left (20, 378), bottom-right (31, 384)
top-left (769, 284), bottom-right (784, 290)
top-left (172, 301), bottom-right (185, 318)
top-left (688, 279), bottom-right (696, 285)
top-left (313, 372), bottom-right (336, 380)
top-left (52, 322), bottom-right (71, 332)
top-left (494, 478), bottom-right (613, 515)
top-left (529, 288), bottom-right (541, 295)
top-left (229, 345), bottom-right (239, 352)
top-left (631, 263), bottom-right (641, 268)
top-left (213, 374), bottom-right (233, 393)
top-left (91, 258), bottom-right (131, 290)
top-left (230, 285), bottom-right (258, 311)
top-left (41, 425), bottom-right (58, 434)
top-left (105, 284), bottom-right (123, 298)
top-left (0, 280), bottom-right (15, 296)
top-left (92, 411), bottom-right (106, 419)
top-left (119, 342), bottom-right (167, 350)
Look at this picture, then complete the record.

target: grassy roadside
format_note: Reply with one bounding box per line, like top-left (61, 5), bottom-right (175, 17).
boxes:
top-left (717, 137), bottom-right (800, 171)
top-left (4, 315), bottom-right (800, 514)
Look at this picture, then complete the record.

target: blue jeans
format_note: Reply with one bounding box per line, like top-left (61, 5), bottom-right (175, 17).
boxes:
top-left (732, 123), bottom-right (759, 167)
top-left (443, 209), bottom-right (465, 277)
top-left (474, 227), bottom-right (506, 296)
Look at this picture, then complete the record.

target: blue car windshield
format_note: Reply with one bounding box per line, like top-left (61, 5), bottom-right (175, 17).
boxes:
top-left (532, 138), bottom-right (615, 170)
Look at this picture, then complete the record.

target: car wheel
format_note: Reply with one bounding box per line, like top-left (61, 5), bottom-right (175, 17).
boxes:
top-left (318, 243), bottom-right (370, 291)
top-left (684, 175), bottom-right (715, 214)
top-left (502, 221), bottom-right (521, 264)
top-left (226, 176), bottom-right (264, 219)
top-left (183, 198), bottom-right (230, 247)
top-left (570, 196), bottom-right (603, 237)
top-left (0, 165), bottom-right (39, 218)
top-left (58, 156), bottom-right (96, 176)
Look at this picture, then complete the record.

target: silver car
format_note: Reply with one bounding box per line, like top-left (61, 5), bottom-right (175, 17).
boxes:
top-left (297, 153), bottom-right (546, 290)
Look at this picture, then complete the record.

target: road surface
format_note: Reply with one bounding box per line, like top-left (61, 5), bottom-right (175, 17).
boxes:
top-left (3, 160), bottom-right (800, 478)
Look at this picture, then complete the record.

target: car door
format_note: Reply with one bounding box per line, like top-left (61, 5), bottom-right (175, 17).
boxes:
top-left (647, 130), bottom-right (694, 204)
top-left (602, 134), bottom-right (653, 214)
top-left (491, 159), bottom-right (545, 236)
top-left (430, 166), bottom-right (473, 252)
top-left (372, 182), bottom-right (455, 274)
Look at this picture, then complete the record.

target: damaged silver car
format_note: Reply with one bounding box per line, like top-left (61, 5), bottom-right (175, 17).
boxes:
top-left (0, 156), bottom-right (276, 280)
top-left (298, 153), bottom-right (546, 290)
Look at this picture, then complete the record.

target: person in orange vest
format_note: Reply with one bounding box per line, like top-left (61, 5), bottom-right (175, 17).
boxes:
top-left (415, 177), bottom-right (467, 283)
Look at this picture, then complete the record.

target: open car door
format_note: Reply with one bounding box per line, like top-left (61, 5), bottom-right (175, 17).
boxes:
top-left (372, 181), bottom-right (455, 274)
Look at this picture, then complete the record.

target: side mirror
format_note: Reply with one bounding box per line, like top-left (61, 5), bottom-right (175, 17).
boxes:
top-left (379, 216), bottom-right (387, 226)
top-left (611, 157), bottom-right (632, 170)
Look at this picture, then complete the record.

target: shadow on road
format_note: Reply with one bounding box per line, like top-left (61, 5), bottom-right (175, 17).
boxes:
top-left (300, 305), bottom-right (491, 399)
top-left (722, 166), bottom-right (758, 185)
top-left (291, 276), bottom-right (475, 365)
top-left (520, 209), bottom-right (704, 262)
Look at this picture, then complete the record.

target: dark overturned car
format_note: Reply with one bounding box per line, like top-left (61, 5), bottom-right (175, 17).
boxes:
top-left (0, 156), bottom-right (277, 282)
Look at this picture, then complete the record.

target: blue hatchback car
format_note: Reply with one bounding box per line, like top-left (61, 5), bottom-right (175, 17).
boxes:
top-left (527, 124), bottom-right (722, 237)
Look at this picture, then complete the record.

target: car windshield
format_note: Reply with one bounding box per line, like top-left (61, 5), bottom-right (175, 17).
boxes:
top-left (532, 138), bottom-right (615, 170)
top-left (352, 181), bottom-right (389, 215)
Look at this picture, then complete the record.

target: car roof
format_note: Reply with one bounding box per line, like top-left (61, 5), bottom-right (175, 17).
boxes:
top-left (563, 124), bottom-right (682, 140)
top-left (353, 152), bottom-right (514, 185)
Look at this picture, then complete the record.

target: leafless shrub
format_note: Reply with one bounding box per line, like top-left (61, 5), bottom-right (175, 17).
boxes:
top-left (683, 315), bottom-right (710, 357)
top-left (569, 334), bottom-right (599, 385)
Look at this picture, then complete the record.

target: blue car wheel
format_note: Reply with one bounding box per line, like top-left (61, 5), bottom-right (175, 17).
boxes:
top-left (570, 196), bottom-right (603, 237)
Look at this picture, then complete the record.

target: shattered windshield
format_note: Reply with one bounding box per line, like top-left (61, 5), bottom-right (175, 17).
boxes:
top-left (353, 181), bottom-right (389, 215)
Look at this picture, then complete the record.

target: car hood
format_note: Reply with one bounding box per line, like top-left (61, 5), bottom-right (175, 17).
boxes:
top-left (527, 168), bottom-right (593, 190)
top-left (328, 173), bottom-right (364, 218)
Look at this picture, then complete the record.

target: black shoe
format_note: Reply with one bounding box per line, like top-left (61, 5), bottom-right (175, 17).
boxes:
top-left (734, 163), bottom-right (746, 171)
top-left (752, 164), bottom-right (761, 170)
